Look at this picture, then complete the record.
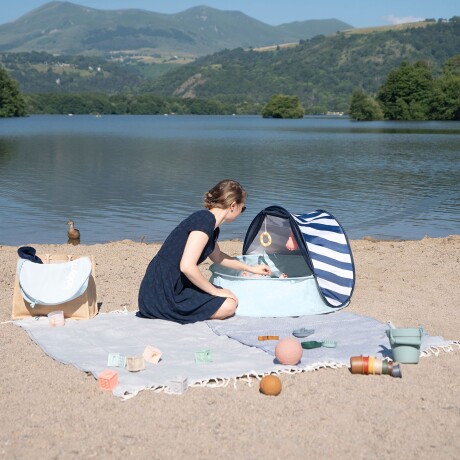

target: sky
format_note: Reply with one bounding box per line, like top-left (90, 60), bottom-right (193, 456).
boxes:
top-left (0, 0), bottom-right (458, 28)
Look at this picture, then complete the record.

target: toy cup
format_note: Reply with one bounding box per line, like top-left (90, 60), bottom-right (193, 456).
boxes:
top-left (350, 355), bottom-right (401, 378)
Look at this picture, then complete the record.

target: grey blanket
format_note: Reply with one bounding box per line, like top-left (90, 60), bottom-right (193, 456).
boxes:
top-left (15, 311), bottom-right (454, 399)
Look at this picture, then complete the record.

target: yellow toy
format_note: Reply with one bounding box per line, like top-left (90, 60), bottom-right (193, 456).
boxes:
top-left (260, 231), bottom-right (272, 247)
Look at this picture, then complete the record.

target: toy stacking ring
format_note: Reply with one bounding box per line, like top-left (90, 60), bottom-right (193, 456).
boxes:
top-left (260, 231), bottom-right (272, 247)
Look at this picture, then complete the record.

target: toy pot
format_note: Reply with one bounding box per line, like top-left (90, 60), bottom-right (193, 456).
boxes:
top-left (386, 328), bottom-right (423, 364)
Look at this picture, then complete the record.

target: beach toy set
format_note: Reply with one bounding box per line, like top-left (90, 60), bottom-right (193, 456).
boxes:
top-left (258, 328), bottom-right (337, 396)
top-left (98, 346), bottom-right (162, 392)
top-left (256, 321), bottom-right (424, 392)
top-left (99, 345), bottom-right (214, 393)
top-left (350, 356), bottom-right (402, 378)
top-left (348, 324), bottom-right (424, 380)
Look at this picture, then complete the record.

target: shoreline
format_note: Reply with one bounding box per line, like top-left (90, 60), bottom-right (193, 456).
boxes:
top-left (2, 232), bottom-right (458, 247)
top-left (1, 236), bottom-right (459, 458)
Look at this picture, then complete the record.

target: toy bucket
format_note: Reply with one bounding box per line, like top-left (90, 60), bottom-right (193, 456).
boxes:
top-left (386, 327), bottom-right (423, 364)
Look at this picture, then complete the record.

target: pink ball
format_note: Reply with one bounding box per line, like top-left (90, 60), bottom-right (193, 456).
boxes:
top-left (275, 337), bottom-right (303, 365)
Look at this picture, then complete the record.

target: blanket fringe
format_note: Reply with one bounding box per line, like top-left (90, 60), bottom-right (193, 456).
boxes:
top-left (420, 341), bottom-right (460, 357)
top-left (119, 342), bottom-right (460, 399)
top-left (191, 378), bottom-right (231, 389)
top-left (129, 341), bottom-right (460, 398)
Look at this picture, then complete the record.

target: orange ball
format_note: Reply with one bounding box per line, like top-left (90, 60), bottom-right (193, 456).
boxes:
top-left (260, 375), bottom-right (282, 396)
top-left (275, 337), bottom-right (303, 365)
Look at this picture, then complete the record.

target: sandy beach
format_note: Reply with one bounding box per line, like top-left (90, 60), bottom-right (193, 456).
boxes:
top-left (1, 236), bottom-right (459, 459)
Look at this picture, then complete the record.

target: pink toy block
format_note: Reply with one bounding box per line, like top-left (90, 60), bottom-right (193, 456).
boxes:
top-left (98, 369), bottom-right (118, 391)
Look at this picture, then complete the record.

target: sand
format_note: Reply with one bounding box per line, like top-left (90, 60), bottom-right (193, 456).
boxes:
top-left (1, 236), bottom-right (459, 459)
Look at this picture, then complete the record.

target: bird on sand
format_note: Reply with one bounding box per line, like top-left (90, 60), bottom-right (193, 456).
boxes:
top-left (67, 220), bottom-right (80, 240)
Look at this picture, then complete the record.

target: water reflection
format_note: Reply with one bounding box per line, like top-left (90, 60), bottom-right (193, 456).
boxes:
top-left (0, 115), bottom-right (459, 244)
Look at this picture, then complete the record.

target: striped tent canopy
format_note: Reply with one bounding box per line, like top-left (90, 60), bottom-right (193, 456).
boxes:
top-left (242, 206), bottom-right (355, 309)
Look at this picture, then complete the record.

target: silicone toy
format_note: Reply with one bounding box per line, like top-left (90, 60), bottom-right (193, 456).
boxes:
top-left (260, 231), bottom-right (272, 247)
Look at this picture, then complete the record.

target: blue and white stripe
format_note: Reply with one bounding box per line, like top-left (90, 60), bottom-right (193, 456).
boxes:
top-left (292, 210), bottom-right (355, 308)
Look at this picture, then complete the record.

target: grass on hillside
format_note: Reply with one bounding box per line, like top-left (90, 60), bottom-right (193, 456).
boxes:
top-left (252, 42), bottom-right (299, 52)
top-left (250, 21), bottom-right (436, 52)
top-left (343, 20), bottom-right (436, 35)
top-left (30, 64), bottom-right (94, 77)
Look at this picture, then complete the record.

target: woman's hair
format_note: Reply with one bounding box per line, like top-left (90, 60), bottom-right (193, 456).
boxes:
top-left (203, 179), bottom-right (247, 210)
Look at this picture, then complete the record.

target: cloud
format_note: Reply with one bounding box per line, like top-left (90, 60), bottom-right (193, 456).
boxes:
top-left (384, 15), bottom-right (425, 25)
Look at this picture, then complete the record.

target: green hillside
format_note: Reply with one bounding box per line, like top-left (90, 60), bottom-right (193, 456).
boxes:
top-left (0, 51), bottom-right (161, 94)
top-left (0, 1), bottom-right (352, 57)
top-left (145, 18), bottom-right (460, 112)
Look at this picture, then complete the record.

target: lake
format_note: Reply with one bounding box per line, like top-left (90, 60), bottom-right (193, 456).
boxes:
top-left (0, 115), bottom-right (459, 245)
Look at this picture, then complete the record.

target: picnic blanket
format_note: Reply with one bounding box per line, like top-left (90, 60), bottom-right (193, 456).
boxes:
top-left (14, 311), bottom-right (456, 399)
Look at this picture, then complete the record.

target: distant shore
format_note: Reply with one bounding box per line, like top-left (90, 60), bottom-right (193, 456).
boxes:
top-left (1, 236), bottom-right (459, 458)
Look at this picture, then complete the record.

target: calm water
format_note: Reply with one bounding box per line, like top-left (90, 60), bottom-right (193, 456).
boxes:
top-left (0, 115), bottom-right (459, 245)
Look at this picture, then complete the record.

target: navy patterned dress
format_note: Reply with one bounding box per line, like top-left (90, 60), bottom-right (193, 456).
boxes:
top-left (137, 210), bottom-right (225, 324)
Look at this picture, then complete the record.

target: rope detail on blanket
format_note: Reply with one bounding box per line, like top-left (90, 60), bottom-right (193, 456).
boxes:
top-left (292, 210), bottom-right (355, 308)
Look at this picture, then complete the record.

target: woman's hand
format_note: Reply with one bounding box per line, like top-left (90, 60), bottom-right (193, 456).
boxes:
top-left (250, 264), bottom-right (272, 276)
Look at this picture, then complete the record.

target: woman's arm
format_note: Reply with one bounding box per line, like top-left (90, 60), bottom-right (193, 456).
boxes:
top-left (180, 231), bottom-right (237, 300)
top-left (209, 243), bottom-right (271, 276)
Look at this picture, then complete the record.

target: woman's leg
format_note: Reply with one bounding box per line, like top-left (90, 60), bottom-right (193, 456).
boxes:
top-left (210, 297), bottom-right (237, 320)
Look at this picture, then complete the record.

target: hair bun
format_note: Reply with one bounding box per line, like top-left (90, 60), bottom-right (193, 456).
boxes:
top-left (203, 179), bottom-right (246, 210)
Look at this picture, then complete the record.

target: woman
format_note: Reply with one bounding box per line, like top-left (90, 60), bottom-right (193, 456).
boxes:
top-left (137, 179), bottom-right (271, 324)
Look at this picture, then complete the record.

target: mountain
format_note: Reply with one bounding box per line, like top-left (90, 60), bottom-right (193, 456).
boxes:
top-left (0, 1), bottom-right (353, 57)
top-left (145, 19), bottom-right (460, 112)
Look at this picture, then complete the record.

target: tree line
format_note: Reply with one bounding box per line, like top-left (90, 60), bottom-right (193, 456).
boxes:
top-left (1, 53), bottom-right (459, 120)
top-left (349, 55), bottom-right (460, 120)
top-left (24, 93), bottom-right (238, 115)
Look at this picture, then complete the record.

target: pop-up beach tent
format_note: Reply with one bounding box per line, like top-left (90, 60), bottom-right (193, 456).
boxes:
top-left (210, 206), bottom-right (355, 317)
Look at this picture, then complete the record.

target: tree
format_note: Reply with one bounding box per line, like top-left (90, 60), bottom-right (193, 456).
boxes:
top-left (431, 55), bottom-right (460, 120)
top-left (376, 61), bottom-right (434, 120)
top-left (349, 90), bottom-right (383, 121)
top-left (442, 54), bottom-right (460, 76)
top-left (262, 94), bottom-right (304, 119)
top-left (0, 67), bottom-right (26, 117)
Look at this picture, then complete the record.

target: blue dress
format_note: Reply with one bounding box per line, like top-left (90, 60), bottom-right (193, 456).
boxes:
top-left (137, 210), bottom-right (225, 324)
